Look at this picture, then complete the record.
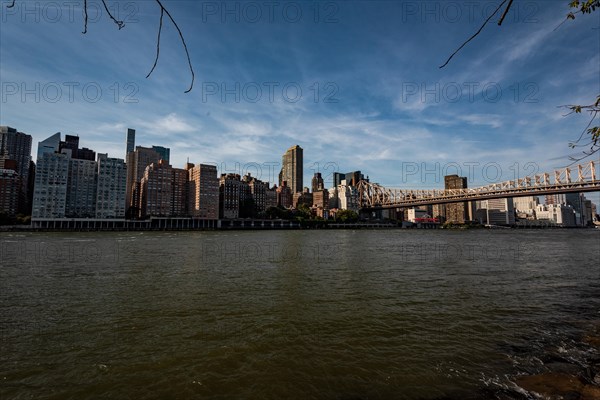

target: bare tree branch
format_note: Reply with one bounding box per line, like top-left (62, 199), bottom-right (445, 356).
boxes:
top-left (146, 8), bottom-right (165, 81)
top-left (150, 0), bottom-right (195, 93)
top-left (497, 0), bottom-right (514, 25)
top-left (439, 0), bottom-right (510, 68)
top-left (82, 0), bottom-right (88, 34)
top-left (101, 0), bottom-right (125, 30)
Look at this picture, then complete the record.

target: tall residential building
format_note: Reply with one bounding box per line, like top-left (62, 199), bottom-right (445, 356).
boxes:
top-left (280, 145), bottom-right (303, 194)
top-left (66, 158), bottom-right (98, 218)
top-left (126, 146), bottom-right (161, 218)
top-left (0, 126), bottom-right (33, 214)
top-left (266, 185), bottom-right (278, 209)
top-left (187, 163), bottom-right (219, 219)
top-left (96, 154), bottom-right (127, 219)
top-left (444, 174), bottom-right (468, 224)
top-left (32, 134), bottom-right (70, 219)
top-left (140, 160), bottom-right (173, 218)
top-left (243, 174), bottom-right (268, 215)
top-left (0, 168), bottom-right (21, 217)
top-left (172, 167), bottom-right (188, 217)
top-left (152, 146), bottom-right (170, 163)
top-left (312, 189), bottom-right (329, 218)
top-left (126, 128), bottom-right (136, 155)
top-left (311, 172), bottom-right (324, 193)
top-left (337, 179), bottom-right (359, 211)
top-left (276, 181), bottom-right (293, 208)
top-left (219, 173), bottom-right (243, 219)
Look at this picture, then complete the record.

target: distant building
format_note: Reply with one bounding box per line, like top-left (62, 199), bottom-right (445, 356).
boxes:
top-left (152, 146), bottom-right (170, 163)
top-left (536, 203), bottom-right (576, 227)
top-left (59, 134), bottom-right (79, 159)
top-left (140, 160), bottom-right (172, 218)
top-left (311, 172), bottom-right (324, 193)
top-left (96, 154), bottom-right (126, 219)
top-left (328, 186), bottom-right (339, 209)
top-left (333, 172), bottom-right (345, 188)
top-left (188, 163), bottom-right (219, 219)
top-left (475, 198), bottom-right (515, 226)
top-left (66, 158), bottom-right (98, 218)
top-left (126, 128), bottom-right (135, 155)
top-left (265, 185), bottom-right (278, 210)
top-left (126, 146), bottom-right (161, 218)
top-left (583, 199), bottom-right (593, 226)
top-left (444, 174), bottom-right (468, 224)
top-left (565, 193), bottom-right (586, 226)
top-left (337, 179), bottom-right (359, 211)
top-left (171, 167), bottom-right (188, 217)
top-left (513, 196), bottom-right (539, 220)
top-left (545, 194), bottom-right (566, 206)
top-left (344, 170), bottom-right (365, 187)
top-left (407, 208), bottom-right (427, 222)
top-left (432, 203), bottom-right (446, 222)
top-left (0, 168), bottom-right (21, 217)
top-left (243, 174), bottom-right (269, 215)
top-left (32, 136), bottom-right (70, 219)
top-left (276, 181), bottom-right (293, 208)
top-left (280, 145), bottom-right (303, 194)
top-left (293, 191), bottom-right (313, 209)
top-left (219, 173), bottom-right (242, 219)
top-left (0, 126), bottom-right (33, 214)
top-left (312, 189), bottom-right (329, 215)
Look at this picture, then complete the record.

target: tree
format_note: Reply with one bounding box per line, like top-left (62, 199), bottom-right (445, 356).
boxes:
top-left (336, 209), bottom-right (359, 223)
top-left (440, 0), bottom-right (600, 160)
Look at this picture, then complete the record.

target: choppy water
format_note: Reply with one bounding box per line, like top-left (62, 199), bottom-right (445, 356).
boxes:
top-left (1, 229), bottom-right (599, 399)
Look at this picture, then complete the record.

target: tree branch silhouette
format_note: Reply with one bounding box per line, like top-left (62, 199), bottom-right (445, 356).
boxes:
top-left (149, 0), bottom-right (195, 93)
top-left (439, 0), bottom-right (512, 69)
top-left (5, 0), bottom-right (194, 93)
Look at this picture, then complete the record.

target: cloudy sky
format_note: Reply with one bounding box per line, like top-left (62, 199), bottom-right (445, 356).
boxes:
top-left (1, 0), bottom-right (598, 202)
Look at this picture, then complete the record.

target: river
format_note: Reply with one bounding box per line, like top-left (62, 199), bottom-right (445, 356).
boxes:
top-left (1, 229), bottom-right (599, 399)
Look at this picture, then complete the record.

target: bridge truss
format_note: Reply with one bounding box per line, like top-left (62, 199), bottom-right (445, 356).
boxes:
top-left (357, 161), bottom-right (600, 209)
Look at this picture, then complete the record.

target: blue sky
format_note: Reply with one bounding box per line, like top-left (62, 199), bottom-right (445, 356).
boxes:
top-left (1, 0), bottom-right (599, 202)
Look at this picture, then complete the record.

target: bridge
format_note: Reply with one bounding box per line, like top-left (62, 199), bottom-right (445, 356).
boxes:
top-left (357, 161), bottom-right (600, 209)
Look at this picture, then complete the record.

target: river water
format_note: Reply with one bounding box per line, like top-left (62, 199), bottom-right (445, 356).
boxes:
top-left (1, 229), bottom-right (599, 399)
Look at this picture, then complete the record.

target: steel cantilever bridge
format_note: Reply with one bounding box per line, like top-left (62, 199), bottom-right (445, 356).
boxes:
top-left (357, 161), bottom-right (600, 209)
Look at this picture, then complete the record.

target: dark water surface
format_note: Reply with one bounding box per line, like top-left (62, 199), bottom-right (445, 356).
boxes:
top-left (1, 229), bottom-right (599, 399)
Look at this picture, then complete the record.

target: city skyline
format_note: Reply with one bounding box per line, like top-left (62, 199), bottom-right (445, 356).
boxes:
top-left (1, 1), bottom-right (599, 206)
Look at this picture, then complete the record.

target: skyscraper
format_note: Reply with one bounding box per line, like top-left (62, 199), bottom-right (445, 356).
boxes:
top-left (444, 174), bottom-right (468, 224)
top-left (280, 145), bottom-right (303, 194)
top-left (126, 128), bottom-right (136, 155)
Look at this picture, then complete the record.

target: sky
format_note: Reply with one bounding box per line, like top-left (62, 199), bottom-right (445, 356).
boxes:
top-left (1, 0), bottom-right (599, 203)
